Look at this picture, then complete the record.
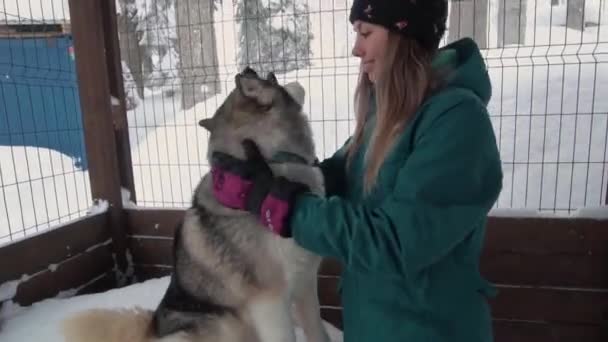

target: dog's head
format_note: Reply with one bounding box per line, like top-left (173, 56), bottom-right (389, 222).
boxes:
top-left (199, 67), bottom-right (314, 163)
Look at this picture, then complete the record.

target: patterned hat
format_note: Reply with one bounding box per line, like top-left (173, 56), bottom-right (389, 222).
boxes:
top-left (349, 0), bottom-right (448, 50)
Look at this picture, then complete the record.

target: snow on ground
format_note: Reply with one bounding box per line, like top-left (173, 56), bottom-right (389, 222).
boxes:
top-left (0, 146), bottom-right (92, 246)
top-left (0, 275), bottom-right (344, 342)
top-left (0, 0), bottom-right (70, 23)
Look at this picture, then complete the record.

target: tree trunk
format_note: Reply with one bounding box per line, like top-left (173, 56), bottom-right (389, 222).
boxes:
top-left (567, 0), bottom-right (585, 31)
top-left (498, 0), bottom-right (528, 47)
top-left (448, 0), bottom-right (489, 49)
top-left (116, 3), bottom-right (145, 100)
top-left (176, 0), bottom-right (219, 110)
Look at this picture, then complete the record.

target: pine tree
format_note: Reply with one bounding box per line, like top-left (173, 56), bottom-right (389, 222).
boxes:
top-left (140, 0), bottom-right (178, 88)
top-left (236, 0), bottom-right (313, 75)
top-left (176, 0), bottom-right (221, 110)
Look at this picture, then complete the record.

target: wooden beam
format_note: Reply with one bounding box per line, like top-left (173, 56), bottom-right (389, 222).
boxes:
top-left (13, 243), bottom-right (114, 306)
top-left (67, 0), bottom-right (129, 278)
top-left (0, 213), bottom-right (109, 284)
top-left (125, 209), bottom-right (608, 288)
top-left (100, 0), bottom-right (137, 203)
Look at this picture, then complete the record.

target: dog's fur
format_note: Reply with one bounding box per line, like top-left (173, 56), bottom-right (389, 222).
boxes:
top-left (62, 68), bottom-right (330, 342)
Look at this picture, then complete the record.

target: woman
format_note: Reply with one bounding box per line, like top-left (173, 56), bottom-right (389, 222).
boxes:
top-left (210, 0), bottom-right (503, 341)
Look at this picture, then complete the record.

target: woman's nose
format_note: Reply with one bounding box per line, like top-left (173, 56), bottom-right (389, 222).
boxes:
top-left (352, 45), bottom-right (362, 58)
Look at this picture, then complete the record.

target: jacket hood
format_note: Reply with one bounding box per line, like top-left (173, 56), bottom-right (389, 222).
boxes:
top-left (431, 37), bottom-right (492, 105)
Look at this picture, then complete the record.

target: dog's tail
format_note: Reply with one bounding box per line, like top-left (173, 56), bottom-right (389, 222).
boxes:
top-left (61, 307), bottom-right (190, 342)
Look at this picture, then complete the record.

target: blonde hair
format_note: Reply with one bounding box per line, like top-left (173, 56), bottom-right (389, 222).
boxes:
top-left (347, 33), bottom-right (439, 193)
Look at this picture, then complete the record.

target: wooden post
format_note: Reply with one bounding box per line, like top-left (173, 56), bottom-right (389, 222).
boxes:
top-left (67, 0), bottom-right (131, 283)
top-left (100, 0), bottom-right (137, 203)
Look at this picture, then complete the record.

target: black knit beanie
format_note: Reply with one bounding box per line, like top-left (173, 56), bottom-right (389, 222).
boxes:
top-left (349, 0), bottom-right (448, 51)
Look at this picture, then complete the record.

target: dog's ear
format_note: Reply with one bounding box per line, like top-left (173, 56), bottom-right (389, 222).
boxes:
top-left (267, 72), bottom-right (278, 85)
top-left (236, 73), bottom-right (274, 106)
top-left (284, 81), bottom-right (305, 106)
top-left (198, 117), bottom-right (215, 132)
top-left (241, 66), bottom-right (258, 77)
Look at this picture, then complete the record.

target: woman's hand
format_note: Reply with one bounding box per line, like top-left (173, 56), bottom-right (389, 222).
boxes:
top-left (210, 139), bottom-right (309, 237)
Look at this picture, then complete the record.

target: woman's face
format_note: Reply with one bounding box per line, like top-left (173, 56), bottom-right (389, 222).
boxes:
top-left (352, 20), bottom-right (390, 83)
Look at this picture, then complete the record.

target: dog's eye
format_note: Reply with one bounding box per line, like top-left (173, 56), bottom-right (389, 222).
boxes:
top-left (261, 104), bottom-right (272, 112)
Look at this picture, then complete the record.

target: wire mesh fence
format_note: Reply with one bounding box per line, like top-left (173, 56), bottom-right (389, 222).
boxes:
top-left (0, 0), bottom-right (606, 246)
top-left (117, 0), bottom-right (608, 215)
top-left (0, 0), bottom-right (91, 245)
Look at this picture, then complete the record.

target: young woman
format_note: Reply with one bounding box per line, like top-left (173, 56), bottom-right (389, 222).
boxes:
top-left (210, 0), bottom-right (503, 341)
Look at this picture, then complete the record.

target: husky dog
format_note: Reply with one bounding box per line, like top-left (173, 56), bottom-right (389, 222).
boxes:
top-left (62, 67), bottom-right (331, 342)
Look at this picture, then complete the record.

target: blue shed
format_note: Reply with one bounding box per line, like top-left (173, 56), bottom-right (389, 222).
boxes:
top-left (0, 24), bottom-right (88, 170)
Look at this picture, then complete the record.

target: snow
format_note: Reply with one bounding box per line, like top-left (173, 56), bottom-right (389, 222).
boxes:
top-left (121, 187), bottom-right (138, 209)
top-left (570, 205), bottom-right (608, 219)
top-left (0, 146), bottom-right (92, 247)
top-left (0, 279), bottom-right (19, 302)
top-left (0, 0), bottom-right (70, 23)
top-left (85, 199), bottom-right (109, 216)
top-left (0, 276), bottom-right (344, 342)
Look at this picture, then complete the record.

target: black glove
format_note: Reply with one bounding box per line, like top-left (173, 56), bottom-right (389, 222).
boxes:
top-left (210, 139), bottom-right (309, 237)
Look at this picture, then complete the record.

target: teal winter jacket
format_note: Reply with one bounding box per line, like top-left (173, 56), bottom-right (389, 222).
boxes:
top-left (289, 37), bottom-right (503, 342)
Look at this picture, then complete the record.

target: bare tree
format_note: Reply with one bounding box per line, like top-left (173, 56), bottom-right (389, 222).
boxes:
top-left (236, 0), bottom-right (313, 75)
top-left (498, 0), bottom-right (528, 47)
top-left (116, 0), bottom-right (146, 100)
top-left (566, 0), bottom-right (585, 31)
top-left (448, 0), bottom-right (489, 49)
top-left (176, 0), bottom-right (220, 110)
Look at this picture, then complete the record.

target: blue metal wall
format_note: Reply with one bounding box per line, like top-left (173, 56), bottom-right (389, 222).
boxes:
top-left (0, 34), bottom-right (87, 170)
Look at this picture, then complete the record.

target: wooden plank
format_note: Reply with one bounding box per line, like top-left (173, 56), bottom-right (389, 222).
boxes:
top-left (320, 309), bottom-right (605, 341)
top-left (68, 0), bottom-right (129, 272)
top-left (493, 320), bottom-right (604, 342)
top-left (323, 253), bottom-right (608, 288)
top-left (320, 307), bottom-right (343, 330)
top-left (13, 243), bottom-right (114, 306)
top-left (125, 210), bottom-right (608, 287)
top-left (318, 276), bottom-right (340, 307)
top-left (321, 311), bottom-right (605, 341)
top-left (0, 213), bottom-right (109, 283)
top-left (484, 216), bottom-right (608, 255)
top-left (125, 210), bottom-right (608, 255)
top-left (129, 237), bottom-right (173, 266)
top-left (134, 265), bottom-right (172, 282)
top-left (312, 218), bottom-right (608, 287)
top-left (126, 208), bottom-right (183, 237)
top-left (489, 286), bottom-right (608, 325)
top-left (317, 279), bottom-right (608, 325)
top-left (361, 283), bottom-right (604, 325)
top-left (76, 271), bottom-right (117, 296)
top-left (319, 258), bottom-right (342, 277)
top-left (480, 253), bottom-right (608, 288)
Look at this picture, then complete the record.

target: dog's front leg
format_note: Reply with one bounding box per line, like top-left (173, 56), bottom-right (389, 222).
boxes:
top-left (248, 293), bottom-right (296, 342)
top-left (292, 276), bottom-right (331, 342)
